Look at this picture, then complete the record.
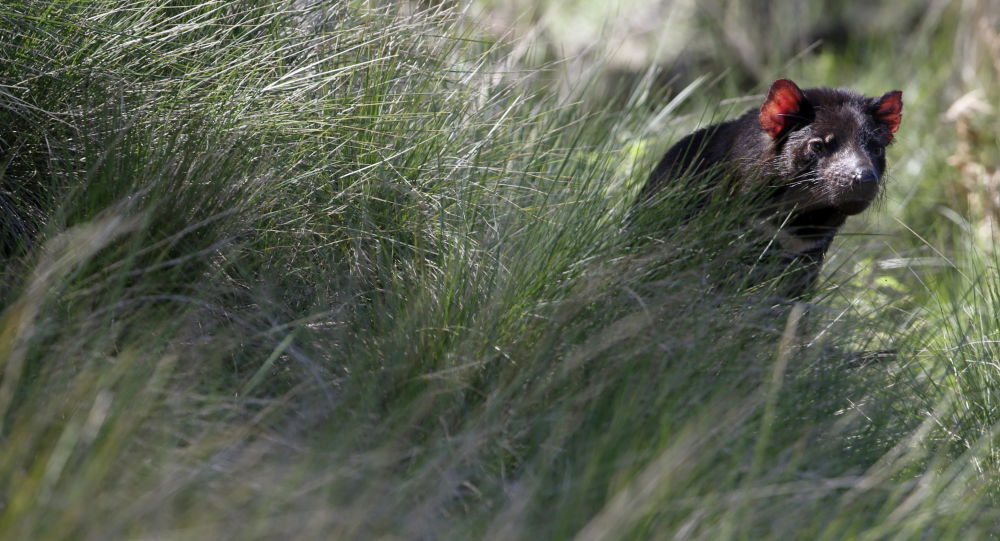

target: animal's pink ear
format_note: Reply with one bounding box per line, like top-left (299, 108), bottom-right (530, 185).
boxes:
top-left (875, 90), bottom-right (903, 135)
top-left (759, 79), bottom-right (806, 138)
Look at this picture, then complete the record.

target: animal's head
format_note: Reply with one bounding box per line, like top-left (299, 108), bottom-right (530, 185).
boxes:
top-left (759, 78), bottom-right (903, 215)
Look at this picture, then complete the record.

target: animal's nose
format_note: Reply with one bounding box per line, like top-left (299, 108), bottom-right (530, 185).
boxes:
top-left (855, 169), bottom-right (879, 184)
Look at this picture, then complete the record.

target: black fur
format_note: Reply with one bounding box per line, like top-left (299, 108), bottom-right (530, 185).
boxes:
top-left (638, 80), bottom-right (902, 297)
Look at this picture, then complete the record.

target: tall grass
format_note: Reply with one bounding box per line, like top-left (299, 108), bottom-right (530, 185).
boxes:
top-left (0, 0), bottom-right (998, 539)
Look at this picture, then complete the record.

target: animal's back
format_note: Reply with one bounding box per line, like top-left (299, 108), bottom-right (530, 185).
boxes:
top-left (640, 113), bottom-right (747, 203)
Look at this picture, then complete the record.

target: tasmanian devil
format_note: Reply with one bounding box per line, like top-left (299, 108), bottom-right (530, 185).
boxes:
top-left (638, 78), bottom-right (903, 297)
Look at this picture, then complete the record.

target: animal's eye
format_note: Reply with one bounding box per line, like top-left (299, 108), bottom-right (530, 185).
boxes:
top-left (807, 139), bottom-right (825, 153)
top-left (869, 145), bottom-right (885, 157)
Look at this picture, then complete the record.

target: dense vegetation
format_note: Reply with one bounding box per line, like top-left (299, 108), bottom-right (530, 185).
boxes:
top-left (0, 1), bottom-right (998, 538)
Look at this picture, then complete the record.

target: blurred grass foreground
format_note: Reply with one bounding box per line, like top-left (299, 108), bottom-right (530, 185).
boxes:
top-left (1, 0), bottom-right (999, 539)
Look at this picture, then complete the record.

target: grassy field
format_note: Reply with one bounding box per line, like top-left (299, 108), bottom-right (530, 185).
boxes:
top-left (1, 1), bottom-right (999, 539)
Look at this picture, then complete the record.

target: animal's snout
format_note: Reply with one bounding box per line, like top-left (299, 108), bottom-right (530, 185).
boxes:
top-left (854, 169), bottom-right (879, 185)
top-left (832, 166), bottom-right (880, 215)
